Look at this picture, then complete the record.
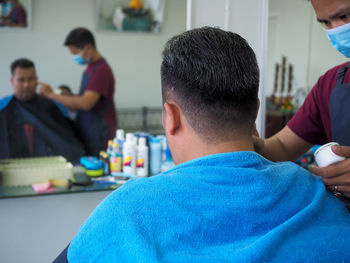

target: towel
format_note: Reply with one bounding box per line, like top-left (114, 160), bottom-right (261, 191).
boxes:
top-left (67, 151), bottom-right (350, 262)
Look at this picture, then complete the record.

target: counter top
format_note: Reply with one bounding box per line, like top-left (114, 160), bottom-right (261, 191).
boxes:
top-left (0, 167), bottom-right (122, 199)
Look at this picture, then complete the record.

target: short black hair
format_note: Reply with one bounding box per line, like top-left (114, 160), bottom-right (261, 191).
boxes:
top-left (58, 85), bottom-right (73, 94)
top-left (161, 27), bottom-right (259, 141)
top-left (64, 27), bottom-right (96, 49)
top-left (11, 58), bottom-right (35, 75)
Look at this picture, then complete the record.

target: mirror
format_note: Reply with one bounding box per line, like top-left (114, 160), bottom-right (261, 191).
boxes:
top-left (0, 0), bottom-right (31, 29)
top-left (265, 0), bottom-right (347, 137)
top-left (96, 0), bottom-right (165, 33)
top-left (0, 0), bottom-right (186, 173)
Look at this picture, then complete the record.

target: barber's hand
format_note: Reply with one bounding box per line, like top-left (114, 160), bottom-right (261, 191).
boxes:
top-left (39, 82), bottom-right (54, 99)
top-left (252, 123), bottom-right (265, 153)
top-left (310, 145), bottom-right (350, 198)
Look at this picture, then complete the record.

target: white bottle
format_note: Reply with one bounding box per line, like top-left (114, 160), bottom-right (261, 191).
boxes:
top-left (115, 129), bottom-right (125, 148)
top-left (123, 133), bottom-right (137, 175)
top-left (137, 137), bottom-right (149, 177)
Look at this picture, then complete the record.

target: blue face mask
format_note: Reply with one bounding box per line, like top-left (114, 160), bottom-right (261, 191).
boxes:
top-left (3, 2), bottom-right (13, 16)
top-left (325, 22), bottom-right (350, 58)
top-left (73, 54), bottom-right (89, 66)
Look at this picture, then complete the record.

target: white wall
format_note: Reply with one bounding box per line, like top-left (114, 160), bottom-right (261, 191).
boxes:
top-left (189, 0), bottom-right (268, 137)
top-left (267, 0), bottom-right (347, 97)
top-left (0, 0), bottom-right (186, 108)
top-left (0, 191), bottom-right (111, 263)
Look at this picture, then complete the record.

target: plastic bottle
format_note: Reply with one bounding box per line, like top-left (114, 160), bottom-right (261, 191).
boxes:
top-left (110, 142), bottom-right (122, 174)
top-left (157, 135), bottom-right (167, 163)
top-left (99, 151), bottom-right (110, 175)
top-left (115, 129), bottom-right (125, 150)
top-left (106, 140), bottom-right (114, 157)
top-left (149, 136), bottom-right (162, 175)
top-left (123, 133), bottom-right (137, 175)
top-left (137, 137), bottom-right (149, 177)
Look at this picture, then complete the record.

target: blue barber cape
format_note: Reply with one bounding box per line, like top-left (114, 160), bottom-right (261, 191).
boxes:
top-left (67, 152), bottom-right (350, 262)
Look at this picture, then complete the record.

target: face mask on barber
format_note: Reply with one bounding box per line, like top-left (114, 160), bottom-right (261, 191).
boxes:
top-left (325, 22), bottom-right (350, 58)
top-left (73, 54), bottom-right (89, 66)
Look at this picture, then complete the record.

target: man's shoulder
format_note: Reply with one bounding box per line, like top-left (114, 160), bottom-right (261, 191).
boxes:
top-left (35, 96), bottom-right (68, 116)
top-left (322, 62), bottom-right (349, 78)
top-left (0, 95), bottom-right (14, 112)
top-left (92, 58), bottom-right (113, 75)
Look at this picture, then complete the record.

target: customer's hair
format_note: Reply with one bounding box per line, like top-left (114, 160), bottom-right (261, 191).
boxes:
top-left (10, 58), bottom-right (35, 75)
top-left (64, 27), bottom-right (96, 49)
top-left (161, 27), bottom-right (259, 141)
top-left (58, 85), bottom-right (73, 94)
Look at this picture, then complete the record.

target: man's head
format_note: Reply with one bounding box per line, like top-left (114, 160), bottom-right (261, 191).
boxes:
top-left (311, 0), bottom-right (350, 29)
top-left (58, 85), bottom-right (73, 96)
top-left (64, 27), bottom-right (96, 65)
top-left (10, 58), bottom-right (38, 101)
top-left (161, 27), bottom-right (259, 164)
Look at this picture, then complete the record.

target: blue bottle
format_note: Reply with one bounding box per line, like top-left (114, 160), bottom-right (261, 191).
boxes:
top-left (149, 136), bottom-right (162, 175)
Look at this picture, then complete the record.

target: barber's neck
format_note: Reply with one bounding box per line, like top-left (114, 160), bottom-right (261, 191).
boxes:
top-left (89, 50), bottom-right (102, 64)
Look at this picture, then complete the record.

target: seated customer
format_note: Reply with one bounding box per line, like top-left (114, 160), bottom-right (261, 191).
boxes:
top-left (55, 27), bottom-right (350, 262)
top-left (0, 58), bottom-right (85, 163)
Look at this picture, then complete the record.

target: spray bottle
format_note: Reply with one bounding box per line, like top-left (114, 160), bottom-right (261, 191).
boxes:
top-left (137, 137), bottom-right (149, 177)
top-left (110, 142), bottom-right (122, 175)
top-left (123, 133), bottom-right (137, 175)
top-left (149, 136), bottom-right (162, 175)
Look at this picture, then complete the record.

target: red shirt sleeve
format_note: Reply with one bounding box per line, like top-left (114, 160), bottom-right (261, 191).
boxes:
top-left (287, 80), bottom-right (329, 145)
top-left (287, 63), bottom-right (349, 145)
top-left (85, 64), bottom-right (113, 98)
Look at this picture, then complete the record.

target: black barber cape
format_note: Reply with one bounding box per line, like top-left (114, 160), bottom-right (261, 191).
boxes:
top-left (0, 95), bottom-right (85, 164)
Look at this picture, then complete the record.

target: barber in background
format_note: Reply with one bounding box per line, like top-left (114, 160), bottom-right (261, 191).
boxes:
top-left (40, 27), bottom-right (117, 156)
top-left (0, 0), bottom-right (27, 27)
top-left (0, 58), bottom-right (85, 163)
top-left (255, 0), bottom-right (350, 198)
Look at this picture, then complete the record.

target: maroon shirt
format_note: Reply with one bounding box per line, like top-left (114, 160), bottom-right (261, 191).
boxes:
top-left (85, 58), bottom-right (117, 140)
top-left (9, 5), bottom-right (26, 25)
top-left (288, 62), bottom-right (349, 145)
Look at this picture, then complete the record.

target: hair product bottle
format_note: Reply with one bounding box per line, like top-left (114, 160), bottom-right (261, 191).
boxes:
top-left (137, 137), bottom-right (149, 177)
top-left (110, 142), bottom-right (122, 174)
top-left (123, 133), bottom-right (137, 175)
top-left (149, 136), bottom-right (162, 175)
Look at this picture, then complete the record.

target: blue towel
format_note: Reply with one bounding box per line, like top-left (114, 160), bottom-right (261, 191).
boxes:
top-left (68, 151), bottom-right (350, 262)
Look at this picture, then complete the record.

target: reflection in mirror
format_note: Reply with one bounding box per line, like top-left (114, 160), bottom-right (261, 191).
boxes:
top-left (0, 0), bottom-right (31, 29)
top-left (265, 0), bottom-right (347, 137)
top-left (96, 0), bottom-right (165, 33)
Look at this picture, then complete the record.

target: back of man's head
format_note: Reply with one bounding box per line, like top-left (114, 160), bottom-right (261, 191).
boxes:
top-left (11, 58), bottom-right (35, 76)
top-left (64, 27), bottom-right (96, 49)
top-left (161, 27), bottom-right (259, 142)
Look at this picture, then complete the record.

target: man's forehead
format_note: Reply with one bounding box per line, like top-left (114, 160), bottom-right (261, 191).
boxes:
top-left (312, 0), bottom-right (350, 19)
top-left (68, 45), bottom-right (83, 54)
top-left (13, 67), bottom-right (36, 77)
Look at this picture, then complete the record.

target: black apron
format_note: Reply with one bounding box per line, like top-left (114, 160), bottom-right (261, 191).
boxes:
top-left (75, 60), bottom-right (109, 156)
top-left (330, 63), bottom-right (350, 146)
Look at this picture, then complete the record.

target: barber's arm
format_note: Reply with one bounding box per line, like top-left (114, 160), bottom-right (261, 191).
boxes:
top-left (39, 83), bottom-right (100, 111)
top-left (310, 145), bottom-right (350, 198)
top-left (253, 125), bottom-right (312, 162)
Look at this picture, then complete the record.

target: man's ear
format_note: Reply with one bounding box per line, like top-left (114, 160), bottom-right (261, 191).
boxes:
top-left (163, 101), bottom-right (181, 136)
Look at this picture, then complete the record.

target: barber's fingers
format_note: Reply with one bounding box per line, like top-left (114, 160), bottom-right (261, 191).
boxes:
top-left (324, 182), bottom-right (350, 198)
top-left (332, 145), bottom-right (350, 158)
top-left (310, 157), bottom-right (350, 178)
top-left (253, 135), bottom-right (265, 153)
top-left (321, 172), bottom-right (350, 186)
